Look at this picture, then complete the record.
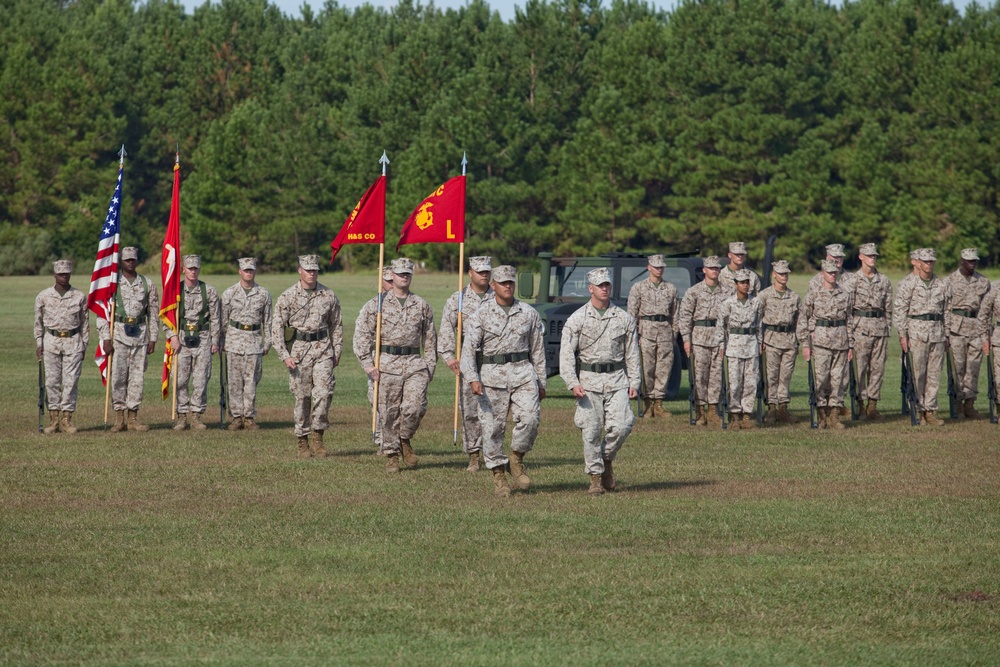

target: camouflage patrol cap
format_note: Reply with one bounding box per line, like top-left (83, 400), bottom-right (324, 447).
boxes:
top-left (771, 260), bottom-right (791, 274)
top-left (647, 254), bottom-right (666, 268)
top-left (121, 247), bottom-right (139, 261)
top-left (825, 243), bottom-right (845, 258)
top-left (703, 256), bottom-right (723, 269)
top-left (733, 268), bottom-right (752, 282)
top-left (587, 267), bottom-right (612, 286)
top-left (468, 256), bottom-right (492, 272)
top-left (961, 248), bottom-right (980, 261)
top-left (909, 249), bottom-right (920, 260)
top-left (382, 267), bottom-right (393, 282)
top-left (728, 242), bottom-right (747, 255)
top-left (858, 243), bottom-right (879, 256)
top-left (917, 248), bottom-right (937, 262)
top-left (298, 255), bottom-right (319, 271)
top-left (390, 257), bottom-right (414, 274)
top-left (492, 265), bottom-right (516, 283)
top-left (53, 259), bottom-right (73, 274)
top-left (821, 259), bottom-right (840, 274)
top-left (238, 257), bottom-right (257, 271)
top-left (183, 254), bottom-right (201, 269)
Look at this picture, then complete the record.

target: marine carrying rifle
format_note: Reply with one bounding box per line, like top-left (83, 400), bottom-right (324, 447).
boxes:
top-left (945, 348), bottom-right (959, 420)
top-left (219, 351), bottom-right (229, 430)
top-left (37, 358), bottom-right (45, 433)
top-left (807, 355), bottom-right (818, 429)
top-left (988, 348), bottom-right (997, 424)
top-left (900, 349), bottom-right (919, 426)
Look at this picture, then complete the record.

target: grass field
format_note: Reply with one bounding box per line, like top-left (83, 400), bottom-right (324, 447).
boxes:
top-left (2, 270), bottom-right (999, 665)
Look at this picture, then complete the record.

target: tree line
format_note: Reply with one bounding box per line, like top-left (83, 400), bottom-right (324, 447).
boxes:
top-left (1, 0), bottom-right (998, 275)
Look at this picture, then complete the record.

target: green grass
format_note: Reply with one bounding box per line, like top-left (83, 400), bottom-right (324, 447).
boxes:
top-left (1, 272), bottom-right (998, 665)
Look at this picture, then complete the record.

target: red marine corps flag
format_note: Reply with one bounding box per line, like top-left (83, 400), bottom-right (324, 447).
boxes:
top-left (396, 173), bottom-right (466, 251)
top-left (330, 173), bottom-right (386, 264)
top-left (159, 150), bottom-right (182, 401)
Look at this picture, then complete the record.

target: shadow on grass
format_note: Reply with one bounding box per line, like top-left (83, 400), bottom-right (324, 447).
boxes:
top-left (531, 479), bottom-right (716, 493)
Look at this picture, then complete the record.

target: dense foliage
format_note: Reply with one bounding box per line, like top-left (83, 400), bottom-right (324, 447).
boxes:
top-left (1, 0), bottom-right (998, 274)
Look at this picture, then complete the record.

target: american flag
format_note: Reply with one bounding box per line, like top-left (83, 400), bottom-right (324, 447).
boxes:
top-left (87, 160), bottom-right (124, 385)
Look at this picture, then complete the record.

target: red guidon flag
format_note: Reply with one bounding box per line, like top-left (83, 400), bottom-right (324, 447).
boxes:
top-left (330, 175), bottom-right (386, 263)
top-left (396, 175), bottom-right (465, 251)
top-left (159, 157), bottom-right (182, 399)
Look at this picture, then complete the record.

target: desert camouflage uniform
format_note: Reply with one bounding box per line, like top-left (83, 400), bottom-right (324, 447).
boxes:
top-left (34, 286), bottom-right (89, 411)
top-left (944, 269), bottom-right (990, 401)
top-left (559, 302), bottom-right (640, 476)
top-left (439, 285), bottom-right (494, 455)
top-left (799, 284), bottom-right (854, 408)
top-left (716, 295), bottom-right (763, 414)
top-left (719, 266), bottom-right (762, 298)
top-left (679, 281), bottom-right (728, 407)
top-left (808, 270), bottom-right (855, 296)
top-left (460, 298), bottom-right (546, 471)
top-left (354, 292), bottom-right (436, 456)
top-left (96, 274), bottom-right (158, 411)
top-left (272, 281), bottom-right (343, 438)
top-left (850, 269), bottom-right (893, 402)
top-left (893, 274), bottom-right (947, 412)
top-left (169, 281), bottom-right (221, 416)
top-left (757, 286), bottom-right (800, 404)
top-left (977, 281), bottom-right (1000, 409)
top-left (221, 282), bottom-right (272, 420)
top-left (357, 293), bottom-right (387, 452)
top-left (627, 278), bottom-right (680, 401)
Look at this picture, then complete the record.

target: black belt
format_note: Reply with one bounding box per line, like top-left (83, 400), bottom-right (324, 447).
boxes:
top-left (228, 320), bottom-right (261, 332)
top-left (763, 324), bottom-right (794, 333)
top-left (815, 319), bottom-right (847, 327)
top-left (381, 345), bottom-right (419, 355)
top-left (47, 327), bottom-right (80, 338)
top-left (693, 319), bottom-right (716, 327)
top-left (182, 322), bottom-right (206, 333)
top-left (729, 327), bottom-right (755, 335)
top-left (952, 309), bottom-right (978, 318)
top-left (295, 329), bottom-right (329, 342)
top-left (115, 313), bottom-right (146, 325)
top-left (480, 351), bottom-right (530, 364)
top-left (579, 361), bottom-right (625, 373)
top-left (853, 309), bottom-right (884, 318)
top-left (640, 315), bottom-right (670, 322)
top-left (909, 313), bottom-right (944, 321)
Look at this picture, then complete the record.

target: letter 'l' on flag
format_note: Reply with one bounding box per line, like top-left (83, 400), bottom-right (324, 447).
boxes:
top-left (87, 148), bottom-right (125, 385)
top-left (396, 174), bottom-right (466, 251)
top-left (330, 174), bottom-right (386, 263)
top-left (159, 151), bottom-right (182, 399)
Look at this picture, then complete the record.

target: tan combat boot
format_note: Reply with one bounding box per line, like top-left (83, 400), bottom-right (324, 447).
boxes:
top-left (227, 417), bottom-right (243, 431)
top-left (658, 401), bottom-right (672, 419)
top-left (508, 451), bottom-right (531, 491)
top-left (919, 411), bottom-right (928, 426)
top-left (310, 430), bottom-right (328, 458)
top-left (778, 403), bottom-right (796, 424)
top-left (741, 413), bottom-right (756, 430)
top-left (189, 412), bottom-right (207, 431)
top-left (601, 459), bottom-right (616, 492)
top-left (297, 435), bottom-right (311, 459)
top-left (728, 412), bottom-right (741, 430)
top-left (866, 399), bottom-right (882, 421)
top-left (963, 398), bottom-right (980, 419)
top-left (924, 410), bottom-right (944, 426)
top-left (706, 404), bottom-right (722, 427)
top-left (127, 409), bottom-right (149, 432)
top-left (697, 404), bottom-right (708, 426)
top-left (43, 410), bottom-right (60, 434)
top-left (856, 402), bottom-right (868, 421)
top-left (587, 474), bottom-right (605, 496)
top-left (60, 411), bottom-right (78, 434)
top-left (400, 438), bottom-right (418, 467)
top-left (111, 410), bottom-right (127, 433)
top-left (243, 417), bottom-right (259, 430)
top-left (828, 406), bottom-right (845, 430)
top-left (818, 406), bottom-right (829, 429)
top-left (642, 398), bottom-right (653, 417)
top-left (386, 453), bottom-right (401, 473)
top-left (173, 414), bottom-right (188, 431)
top-left (466, 451), bottom-right (481, 473)
top-left (492, 467), bottom-right (511, 497)
top-left (764, 404), bottom-right (778, 425)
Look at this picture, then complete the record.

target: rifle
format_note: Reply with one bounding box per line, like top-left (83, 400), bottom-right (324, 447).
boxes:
top-left (37, 358), bottom-right (45, 433)
top-left (945, 348), bottom-right (959, 420)
top-left (848, 357), bottom-right (861, 421)
top-left (687, 347), bottom-right (697, 425)
top-left (720, 354), bottom-right (729, 430)
top-left (807, 355), bottom-right (818, 429)
top-left (755, 347), bottom-right (767, 423)
top-left (988, 347), bottom-right (997, 424)
top-left (901, 349), bottom-right (919, 426)
top-left (636, 342), bottom-right (646, 418)
top-left (219, 351), bottom-right (229, 430)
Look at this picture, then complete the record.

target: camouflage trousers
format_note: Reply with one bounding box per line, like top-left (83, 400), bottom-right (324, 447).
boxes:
top-left (226, 352), bottom-right (262, 418)
top-left (457, 373), bottom-right (483, 454)
top-left (476, 381), bottom-right (540, 471)
top-left (639, 323), bottom-right (675, 400)
top-left (43, 348), bottom-right (83, 411)
top-left (111, 343), bottom-right (148, 411)
top-left (575, 387), bottom-right (634, 476)
top-left (378, 368), bottom-right (430, 455)
top-left (764, 344), bottom-right (796, 404)
top-left (367, 378), bottom-right (384, 453)
top-left (949, 334), bottom-right (984, 400)
top-left (725, 355), bottom-right (758, 414)
top-left (812, 347), bottom-right (848, 408)
top-left (288, 353), bottom-right (336, 438)
top-left (691, 344), bottom-right (723, 406)
top-left (175, 344), bottom-right (213, 415)
top-left (853, 334), bottom-right (888, 402)
top-left (910, 340), bottom-right (944, 412)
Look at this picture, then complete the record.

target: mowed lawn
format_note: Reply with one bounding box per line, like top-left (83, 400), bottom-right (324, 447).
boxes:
top-left (1, 270), bottom-right (998, 665)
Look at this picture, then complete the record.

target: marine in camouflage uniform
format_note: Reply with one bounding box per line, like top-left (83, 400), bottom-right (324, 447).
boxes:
top-left (559, 268), bottom-right (641, 496)
top-left (798, 260), bottom-right (854, 429)
top-left (461, 265), bottom-right (546, 497)
top-left (166, 255), bottom-right (221, 430)
top-left (359, 268), bottom-right (394, 455)
top-left (943, 248), bottom-right (991, 419)
top-left (715, 269), bottom-right (763, 429)
top-left (354, 258), bottom-right (436, 473)
top-left (626, 253), bottom-right (680, 418)
top-left (679, 256), bottom-right (728, 426)
top-left (96, 247), bottom-right (158, 432)
top-left (808, 243), bottom-right (855, 296)
top-left (221, 257), bottom-right (272, 430)
top-left (718, 241), bottom-right (762, 298)
top-left (977, 278), bottom-right (1000, 421)
top-left (271, 254), bottom-right (343, 457)
top-left (438, 255), bottom-right (494, 471)
top-left (34, 260), bottom-right (89, 434)
top-left (893, 248), bottom-right (947, 426)
top-left (849, 243), bottom-right (893, 421)
top-left (755, 260), bottom-right (800, 424)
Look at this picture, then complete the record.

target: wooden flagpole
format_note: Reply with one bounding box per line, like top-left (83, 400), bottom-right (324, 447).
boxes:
top-left (371, 151), bottom-right (390, 441)
top-left (452, 154), bottom-right (468, 447)
top-left (103, 299), bottom-right (116, 427)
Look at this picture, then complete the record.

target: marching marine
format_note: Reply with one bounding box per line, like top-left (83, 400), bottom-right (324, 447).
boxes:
top-left (626, 253), bottom-right (680, 417)
top-left (849, 243), bottom-right (893, 420)
top-left (97, 247), bottom-right (158, 432)
top-left (679, 256), bottom-right (728, 426)
top-left (944, 248), bottom-right (990, 418)
top-left (719, 242), bottom-right (762, 298)
top-left (715, 269), bottom-right (763, 429)
top-left (358, 268), bottom-right (395, 455)
top-left (460, 265), bottom-right (546, 497)
top-left (221, 257), bottom-right (272, 430)
top-left (756, 260), bottom-right (800, 424)
top-left (34, 260), bottom-right (89, 434)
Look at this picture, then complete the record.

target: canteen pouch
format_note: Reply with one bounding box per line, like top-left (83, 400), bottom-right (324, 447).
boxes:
top-left (124, 323), bottom-right (140, 338)
top-left (284, 326), bottom-right (296, 354)
top-left (184, 335), bottom-right (201, 348)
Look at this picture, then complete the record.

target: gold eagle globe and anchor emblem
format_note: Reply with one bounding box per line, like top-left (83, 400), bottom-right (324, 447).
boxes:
top-left (415, 202), bottom-right (434, 230)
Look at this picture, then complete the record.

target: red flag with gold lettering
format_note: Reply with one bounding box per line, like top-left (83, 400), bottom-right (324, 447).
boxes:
top-left (396, 175), bottom-right (465, 251)
top-left (330, 175), bottom-right (386, 263)
top-left (159, 158), bottom-right (181, 399)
